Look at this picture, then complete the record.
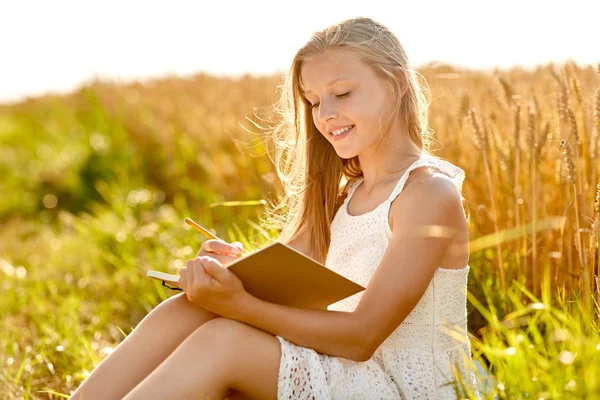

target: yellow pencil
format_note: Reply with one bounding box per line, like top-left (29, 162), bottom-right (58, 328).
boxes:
top-left (184, 218), bottom-right (243, 258)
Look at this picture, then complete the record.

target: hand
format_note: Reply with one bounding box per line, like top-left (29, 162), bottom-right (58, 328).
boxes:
top-left (196, 239), bottom-right (244, 267)
top-left (178, 256), bottom-right (248, 318)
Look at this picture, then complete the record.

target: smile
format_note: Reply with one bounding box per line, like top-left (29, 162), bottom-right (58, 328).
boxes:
top-left (330, 125), bottom-right (354, 141)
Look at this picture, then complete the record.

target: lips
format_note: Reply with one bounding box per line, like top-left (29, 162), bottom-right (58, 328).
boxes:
top-left (328, 124), bottom-right (353, 135)
top-left (330, 124), bottom-right (355, 136)
top-left (330, 125), bottom-right (354, 141)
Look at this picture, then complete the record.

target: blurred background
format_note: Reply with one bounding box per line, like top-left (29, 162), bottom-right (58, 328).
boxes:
top-left (2, 0), bottom-right (598, 103)
top-left (1, 1), bottom-right (599, 398)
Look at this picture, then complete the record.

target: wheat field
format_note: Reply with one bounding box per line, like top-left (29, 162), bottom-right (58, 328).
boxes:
top-left (0, 61), bottom-right (599, 399)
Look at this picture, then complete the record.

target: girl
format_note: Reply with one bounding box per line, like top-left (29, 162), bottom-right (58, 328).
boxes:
top-left (72, 17), bottom-right (481, 399)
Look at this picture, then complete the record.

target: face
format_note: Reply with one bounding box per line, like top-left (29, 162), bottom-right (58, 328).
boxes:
top-left (300, 50), bottom-right (392, 159)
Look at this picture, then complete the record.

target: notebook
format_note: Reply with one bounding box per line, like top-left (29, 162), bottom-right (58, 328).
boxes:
top-left (146, 241), bottom-right (365, 310)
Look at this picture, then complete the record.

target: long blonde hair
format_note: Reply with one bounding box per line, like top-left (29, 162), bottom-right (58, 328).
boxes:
top-left (261, 17), bottom-right (434, 263)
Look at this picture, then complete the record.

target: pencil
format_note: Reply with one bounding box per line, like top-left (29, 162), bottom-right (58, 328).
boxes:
top-left (185, 218), bottom-right (219, 239)
top-left (184, 218), bottom-right (243, 258)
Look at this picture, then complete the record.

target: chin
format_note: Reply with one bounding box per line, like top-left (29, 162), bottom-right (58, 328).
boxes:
top-left (334, 149), bottom-right (358, 160)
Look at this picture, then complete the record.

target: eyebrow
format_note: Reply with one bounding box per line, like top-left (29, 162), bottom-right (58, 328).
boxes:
top-left (303, 77), bottom-right (354, 96)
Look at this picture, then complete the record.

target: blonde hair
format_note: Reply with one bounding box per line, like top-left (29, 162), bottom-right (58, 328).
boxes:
top-left (261, 17), bottom-right (435, 263)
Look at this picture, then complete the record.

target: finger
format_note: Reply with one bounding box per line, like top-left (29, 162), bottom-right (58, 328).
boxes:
top-left (203, 240), bottom-right (243, 256)
top-left (198, 253), bottom-right (240, 265)
top-left (201, 256), bottom-right (223, 268)
top-left (187, 258), bottom-right (198, 288)
top-left (196, 240), bottom-right (218, 257)
top-left (178, 266), bottom-right (187, 291)
top-left (193, 257), bottom-right (212, 286)
top-left (200, 256), bottom-right (227, 284)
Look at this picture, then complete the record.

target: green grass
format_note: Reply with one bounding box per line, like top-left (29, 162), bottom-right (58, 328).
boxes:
top-left (1, 66), bottom-right (599, 399)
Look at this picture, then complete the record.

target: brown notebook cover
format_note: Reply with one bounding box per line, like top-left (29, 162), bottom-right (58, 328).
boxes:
top-left (146, 241), bottom-right (365, 310)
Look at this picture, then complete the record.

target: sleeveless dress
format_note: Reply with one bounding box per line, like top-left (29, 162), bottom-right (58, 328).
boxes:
top-left (275, 155), bottom-right (481, 399)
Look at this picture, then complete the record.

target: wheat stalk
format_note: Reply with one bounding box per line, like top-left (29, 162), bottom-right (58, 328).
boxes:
top-left (559, 140), bottom-right (576, 184)
top-left (571, 75), bottom-right (583, 106)
top-left (592, 90), bottom-right (600, 189)
top-left (485, 116), bottom-right (510, 195)
top-left (561, 134), bottom-right (590, 311)
top-left (498, 76), bottom-right (515, 107)
top-left (467, 109), bottom-right (484, 151)
top-left (592, 179), bottom-right (600, 315)
top-left (593, 180), bottom-right (600, 251)
top-left (567, 106), bottom-right (584, 192)
top-left (555, 154), bottom-right (567, 184)
top-left (595, 180), bottom-right (600, 216)
top-left (593, 90), bottom-right (600, 160)
top-left (537, 120), bottom-right (550, 159)
top-left (528, 103), bottom-right (539, 292)
top-left (557, 88), bottom-right (569, 124)
top-left (458, 94), bottom-right (471, 123)
top-left (559, 139), bottom-right (577, 290)
top-left (550, 66), bottom-right (567, 91)
top-left (513, 103), bottom-right (526, 280)
top-left (469, 109), bottom-right (506, 301)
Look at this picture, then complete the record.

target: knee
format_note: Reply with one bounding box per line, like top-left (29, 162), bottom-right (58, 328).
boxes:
top-left (193, 318), bottom-right (238, 340)
top-left (184, 318), bottom-right (240, 353)
top-left (147, 293), bottom-right (187, 319)
top-left (157, 292), bottom-right (189, 312)
top-left (143, 293), bottom-right (212, 327)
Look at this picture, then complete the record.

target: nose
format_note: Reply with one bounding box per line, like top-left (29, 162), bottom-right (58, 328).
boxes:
top-left (316, 100), bottom-right (338, 125)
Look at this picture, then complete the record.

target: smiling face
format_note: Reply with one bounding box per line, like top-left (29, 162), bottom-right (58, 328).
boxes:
top-left (300, 49), bottom-right (394, 159)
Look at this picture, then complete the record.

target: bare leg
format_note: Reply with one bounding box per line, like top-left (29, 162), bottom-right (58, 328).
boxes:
top-left (70, 293), bottom-right (220, 400)
top-left (123, 318), bottom-right (280, 400)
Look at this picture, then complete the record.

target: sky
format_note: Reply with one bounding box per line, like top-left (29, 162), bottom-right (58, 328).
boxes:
top-left (0, 0), bottom-right (597, 104)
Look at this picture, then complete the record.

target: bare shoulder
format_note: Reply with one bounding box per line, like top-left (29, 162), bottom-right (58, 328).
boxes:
top-left (405, 167), bottom-right (462, 202)
top-left (389, 167), bottom-right (468, 267)
top-left (392, 167), bottom-right (463, 214)
top-left (399, 165), bottom-right (450, 189)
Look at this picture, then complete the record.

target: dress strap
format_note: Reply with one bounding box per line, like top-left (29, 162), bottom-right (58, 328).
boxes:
top-left (343, 156), bottom-right (465, 214)
top-left (385, 155), bottom-right (466, 205)
top-left (345, 178), bottom-right (363, 201)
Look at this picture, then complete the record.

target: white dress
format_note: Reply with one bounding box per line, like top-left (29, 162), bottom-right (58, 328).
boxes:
top-left (275, 155), bottom-right (481, 399)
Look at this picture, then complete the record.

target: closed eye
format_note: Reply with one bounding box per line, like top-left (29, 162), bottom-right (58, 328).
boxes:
top-left (310, 92), bottom-right (351, 109)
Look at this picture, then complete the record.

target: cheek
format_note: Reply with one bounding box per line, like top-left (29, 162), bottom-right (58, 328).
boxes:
top-left (361, 99), bottom-right (385, 120)
top-left (357, 99), bottom-right (390, 133)
top-left (344, 103), bottom-right (375, 129)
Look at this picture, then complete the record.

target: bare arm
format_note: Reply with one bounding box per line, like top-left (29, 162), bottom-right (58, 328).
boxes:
top-left (233, 293), bottom-right (370, 362)
top-left (230, 175), bottom-right (463, 362)
top-left (229, 191), bottom-right (371, 361)
top-left (232, 200), bottom-right (370, 362)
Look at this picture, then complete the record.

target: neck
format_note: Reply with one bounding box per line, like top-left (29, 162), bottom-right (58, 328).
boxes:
top-left (357, 137), bottom-right (422, 196)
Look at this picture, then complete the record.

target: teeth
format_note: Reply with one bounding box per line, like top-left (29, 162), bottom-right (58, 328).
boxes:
top-left (332, 125), bottom-right (353, 135)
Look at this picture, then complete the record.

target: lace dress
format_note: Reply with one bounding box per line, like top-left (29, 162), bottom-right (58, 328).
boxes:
top-left (275, 155), bottom-right (481, 399)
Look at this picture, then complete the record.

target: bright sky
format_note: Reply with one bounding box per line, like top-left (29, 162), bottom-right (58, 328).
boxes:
top-left (1, 0), bottom-right (597, 104)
